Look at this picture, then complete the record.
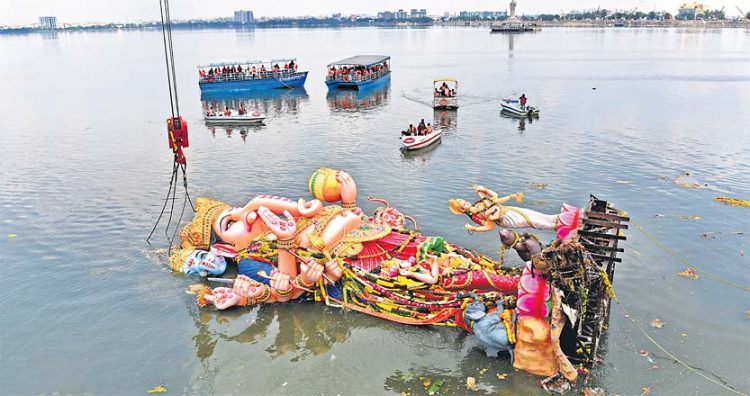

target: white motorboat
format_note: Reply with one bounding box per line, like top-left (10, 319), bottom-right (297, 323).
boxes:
top-left (204, 112), bottom-right (266, 125)
top-left (400, 128), bottom-right (443, 150)
top-left (500, 99), bottom-right (540, 118)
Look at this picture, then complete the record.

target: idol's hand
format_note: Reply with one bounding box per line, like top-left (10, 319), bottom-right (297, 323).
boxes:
top-left (205, 287), bottom-right (240, 310)
top-left (336, 170), bottom-right (358, 206)
top-left (297, 198), bottom-right (323, 217)
top-left (324, 260), bottom-right (343, 280)
top-left (258, 206), bottom-right (296, 240)
top-left (301, 260), bottom-right (325, 285)
top-left (233, 275), bottom-right (263, 298)
top-left (270, 271), bottom-right (292, 293)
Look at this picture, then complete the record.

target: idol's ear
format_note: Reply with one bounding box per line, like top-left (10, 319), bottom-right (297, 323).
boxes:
top-left (211, 244), bottom-right (237, 259)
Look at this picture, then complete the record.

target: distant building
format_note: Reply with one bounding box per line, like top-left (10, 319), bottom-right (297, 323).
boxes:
top-left (395, 9), bottom-right (408, 19)
top-left (678, 2), bottom-right (704, 19)
top-left (459, 11), bottom-right (507, 18)
top-left (332, 13), bottom-right (342, 19)
top-left (377, 11), bottom-right (395, 20)
top-left (39, 16), bottom-right (57, 29)
top-left (233, 10), bottom-right (254, 24)
top-left (409, 9), bottom-right (427, 18)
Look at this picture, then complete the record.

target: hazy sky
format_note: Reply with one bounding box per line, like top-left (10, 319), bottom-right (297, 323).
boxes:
top-left (0, 0), bottom-right (743, 26)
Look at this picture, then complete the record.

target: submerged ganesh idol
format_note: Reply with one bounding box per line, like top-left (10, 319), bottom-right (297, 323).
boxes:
top-left (170, 169), bottom-right (629, 385)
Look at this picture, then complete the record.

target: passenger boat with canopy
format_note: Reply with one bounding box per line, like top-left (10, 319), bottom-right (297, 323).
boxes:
top-left (198, 58), bottom-right (308, 93)
top-left (325, 55), bottom-right (391, 90)
top-left (433, 78), bottom-right (458, 110)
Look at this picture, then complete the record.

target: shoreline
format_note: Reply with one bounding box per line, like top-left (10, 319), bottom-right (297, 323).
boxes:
top-left (1, 19), bottom-right (748, 36)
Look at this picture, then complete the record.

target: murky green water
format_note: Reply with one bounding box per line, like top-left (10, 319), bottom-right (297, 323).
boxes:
top-left (0, 27), bottom-right (748, 395)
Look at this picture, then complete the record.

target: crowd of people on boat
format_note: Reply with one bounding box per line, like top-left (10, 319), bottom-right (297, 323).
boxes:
top-left (434, 81), bottom-right (456, 97)
top-left (401, 118), bottom-right (433, 136)
top-left (199, 61), bottom-right (299, 83)
top-left (205, 103), bottom-right (251, 117)
top-left (327, 61), bottom-right (389, 82)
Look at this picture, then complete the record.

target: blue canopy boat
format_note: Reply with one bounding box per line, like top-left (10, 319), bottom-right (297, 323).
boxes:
top-left (325, 55), bottom-right (391, 90)
top-left (198, 58), bottom-right (307, 93)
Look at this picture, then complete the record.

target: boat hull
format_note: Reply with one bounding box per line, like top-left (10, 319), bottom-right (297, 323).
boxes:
top-left (327, 72), bottom-right (391, 91)
top-left (433, 97), bottom-right (458, 110)
top-left (204, 115), bottom-right (266, 125)
top-left (400, 129), bottom-right (443, 150)
top-left (199, 72), bottom-right (308, 93)
top-left (500, 101), bottom-right (540, 117)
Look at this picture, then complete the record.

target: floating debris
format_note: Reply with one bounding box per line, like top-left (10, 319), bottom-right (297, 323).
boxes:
top-left (400, 371), bottom-right (416, 381)
top-left (147, 384), bottom-right (167, 394)
top-left (528, 182), bottom-right (548, 189)
top-left (466, 377), bottom-right (479, 391)
top-left (641, 385), bottom-right (652, 396)
top-left (7, 233), bottom-right (17, 238)
top-left (673, 172), bottom-right (711, 189)
top-left (427, 379), bottom-right (444, 395)
top-left (746, 310), bottom-right (750, 320)
top-left (638, 350), bottom-right (649, 357)
top-left (701, 231), bottom-right (744, 239)
top-left (714, 197), bottom-right (750, 208)
top-left (421, 377), bottom-right (431, 388)
top-left (496, 373), bottom-right (508, 380)
top-left (650, 319), bottom-right (664, 329)
top-left (583, 388), bottom-right (606, 396)
top-left (680, 215), bottom-right (702, 221)
top-left (677, 268), bottom-right (700, 280)
top-left (653, 213), bottom-right (665, 218)
top-left (477, 368), bottom-right (488, 376)
top-left (616, 180), bottom-right (633, 184)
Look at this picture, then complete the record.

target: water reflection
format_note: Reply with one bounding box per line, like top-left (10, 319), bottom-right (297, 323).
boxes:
top-left (191, 301), bottom-right (354, 363)
top-left (434, 109), bottom-right (458, 130)
top-left (327, 83), bottom-right (390, 112)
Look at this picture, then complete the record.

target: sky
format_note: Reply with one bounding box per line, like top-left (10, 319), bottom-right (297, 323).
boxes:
top-left (0, 0), bottom-right (744, 26)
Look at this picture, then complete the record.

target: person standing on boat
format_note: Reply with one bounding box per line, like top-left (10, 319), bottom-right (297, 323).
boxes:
top-left (519, 94), bottom-right (527, 109)
top-left (418, 119), bottom-right (426, 132)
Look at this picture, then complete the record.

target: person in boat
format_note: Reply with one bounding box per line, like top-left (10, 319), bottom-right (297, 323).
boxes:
top-left (260, 64), bottom-right (266, 74)
top-left (418, 119), bottom-right (426, 132)
top-left (519, 94), bottom-right (527, 109)
top-left (206, 107), bottom-right (216, 116)
top-left (448, 184), bottom-right (582, 241)
top-left (408, 124), bottom-right (416, 135)
top-left (426, 123), bottom-right (433, 133)
top-left (289, 60), bottom-right (295, 70)
top-left (238, 103), bottom-right (247, 116)
top-left (223, 107), bottom-right (232, 116)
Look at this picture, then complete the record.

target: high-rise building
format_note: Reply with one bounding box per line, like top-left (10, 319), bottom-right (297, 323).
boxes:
top-left (233, 10), bottom-right (254, 24)
top-left (39, 16), bottom-right (57, 29)
top-left (378, 11), bottom-right (395, 20)
top-left (677, 2), bottom-right (704, 19)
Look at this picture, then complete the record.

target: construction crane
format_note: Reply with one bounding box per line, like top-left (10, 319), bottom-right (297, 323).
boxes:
top-left (737, 6), bottom-right (747, 19)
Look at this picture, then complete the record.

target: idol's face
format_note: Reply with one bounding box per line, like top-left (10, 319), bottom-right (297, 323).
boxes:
top-left (184, 250), bottom-right (226, 276)
top-left (212, 206), bottom-right (265, 253)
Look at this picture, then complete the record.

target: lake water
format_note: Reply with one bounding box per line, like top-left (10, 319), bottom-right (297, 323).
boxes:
top-left (0, 27), bottom-right (748, 395)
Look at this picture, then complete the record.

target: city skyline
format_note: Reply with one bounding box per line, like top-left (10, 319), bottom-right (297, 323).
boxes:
top-left (0, 0), bottom-right (744, 26)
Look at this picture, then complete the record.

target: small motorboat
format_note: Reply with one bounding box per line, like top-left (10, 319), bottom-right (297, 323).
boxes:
top-left (400, 128), bottom-right (443, 151)
top-left (500, 99), bottom-right (540, 118)
top-left (204, 111), bottom-right (266, 125)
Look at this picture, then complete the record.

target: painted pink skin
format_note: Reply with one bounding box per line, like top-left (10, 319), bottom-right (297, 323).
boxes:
top-left (516, 262), bottom-right (551, 319)
top-left (205, 287), bottom-right (240, 310)
top-left (257, 206), bottom-right (296, 240)
top-left (336, 170), bottom-right (358, 207)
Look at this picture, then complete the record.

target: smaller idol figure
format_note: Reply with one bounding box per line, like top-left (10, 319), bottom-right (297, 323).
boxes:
top-left (448, 184), bottom-right (582, 241)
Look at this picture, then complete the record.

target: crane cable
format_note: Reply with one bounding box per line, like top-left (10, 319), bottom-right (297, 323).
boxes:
top-left (147, 0), bottom-right (193, 252)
